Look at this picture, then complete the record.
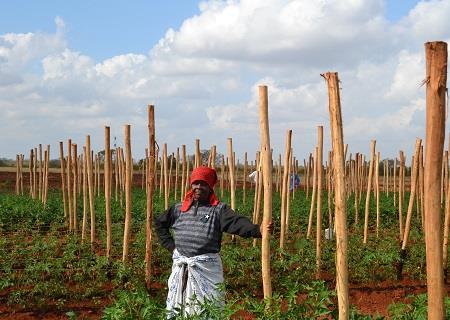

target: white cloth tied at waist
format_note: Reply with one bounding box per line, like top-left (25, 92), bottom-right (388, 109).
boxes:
top-left (166, 249), bottom-right (224, 318)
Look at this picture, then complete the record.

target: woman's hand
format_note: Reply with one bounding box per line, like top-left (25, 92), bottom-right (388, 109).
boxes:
top-left (259, 221), bottom-right (274, 235)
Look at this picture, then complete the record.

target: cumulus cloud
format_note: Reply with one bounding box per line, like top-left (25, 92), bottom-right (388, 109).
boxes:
top-left (1, 0), bottom-right (450, 160)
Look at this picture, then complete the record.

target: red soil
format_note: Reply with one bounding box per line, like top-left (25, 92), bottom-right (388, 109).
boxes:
top-left (1, 278), bottom-right (448, 319)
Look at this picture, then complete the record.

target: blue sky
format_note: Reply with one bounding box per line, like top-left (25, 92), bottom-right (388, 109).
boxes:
top-left (0, 0), bottom-right (200, 61)
top-left (1, 0), bottom-right (449, 160)
top-left (0, 0), bottom-right (419, 61)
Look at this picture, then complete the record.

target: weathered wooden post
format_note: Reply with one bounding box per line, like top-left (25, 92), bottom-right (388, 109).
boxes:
top-left (163, 143), bottom-right (169, 210)
top-left (258, 85), bottom-right (272, 302)
top-left (82, 146), bottom-right (88, 242)
top-left (174, 147), bottom-right (179, 201)
top-left (122, 125), bottom-right (132, 262)
top-left (67, 140), bottom-right (73, 230)
top-left (59, 143), bottom-right (69, 221)
top-left (72, 144), bottom-right (78, 231)
top-left (243, 152), bottom-right (248, 205)
top-left (105, 126), bottom-right (112, 258)
top-left (220, 156), bottom-right (225, 198)
top-left (363, 140), bottom-right (376, 244)
top-left (145, 105), bottom-right (156, 288)
top-left (316, 126), bottom-right (324, 276)
top-left (398, 138), bottom-right (421, 279)
top-left (399, 151), bottom-right (405, 238)
top-left (181, 145), bottom-right (187, 201)
top-left (307, 148), bottom-right (317, 239)
top-left (227, 138), bottom-right (236, 213)
top-left (86, 135), bottom-right (96, 249)
top-left (38, 144), bottom-right (43, 201)
top-left (280, 129), bottom-right (292, 250)
top-left (375, 152), bottom-right (380, 238)
top-left (323, 71), bottom-right (349, 320)
top-left (424, 41), bottom-right (447, 320)
top-left (29, 149), bottom-right (33, 197)
top-left (195, 139), bottom-right (201, 168)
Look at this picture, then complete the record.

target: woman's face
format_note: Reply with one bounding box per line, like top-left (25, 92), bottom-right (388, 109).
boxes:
top-left (191, 180), bottom-right (211, 202)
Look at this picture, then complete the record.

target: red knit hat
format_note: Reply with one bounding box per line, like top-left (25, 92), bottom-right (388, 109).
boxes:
top-left (181, 166), bottom-right (219, 212)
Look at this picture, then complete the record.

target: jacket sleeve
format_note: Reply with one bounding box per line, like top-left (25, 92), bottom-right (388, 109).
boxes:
top-left (219, 204), bottom-right (261, 238)
top-left (154, 206), bottom-right (176, 252)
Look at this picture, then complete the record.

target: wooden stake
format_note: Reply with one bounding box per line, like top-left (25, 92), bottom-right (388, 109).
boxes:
top-left (105, 127), bottom-right (112, 258)
top-left (163, 143), bottom-right (169, 210)
top-left (375, 152), bottom-right (380, 238)
top-left (43, 145), bottom-right (49, 206)
top-left (82, 147), bottom-right (87, 243)
top-left (402, 140), bottom-right (421, 249)
top-left (29, 149), bottom-right (33, 197)
top-left (399, 151), bottom-right (405, 239)
top-left (394, 157), bottom-right (397, 208)
top-left (195, 139), bottom-right (201, 168)
top-left (258, 85), bottom-right (272, 301)
top-left (227, 138), bottom-right (236, 212)
top-left (181, 145), bottom-right (187, 201)
top-left (424, 41), bottom-right (446, 319)
top-left (145, 105), bottom-right (156, 288)
top-left (243, 152), bottom-right (248, 205)
top-left (307, 148), bottom-right (317, 239)
top-left (67, 140), bottom-right (73, 231)
top-left (86, 135), bottom-right (96, 249)
top-left (220, 156), bottom-right (225, 198)
top-left (73, 144), bottom-right (78, 231)
top-left (323, 71), bottom-right (349, 319)
top-left (363, 140), bottom-right (376, 244)
top-left (398, 138), bottom-right (422, 279)
top-left (38, 144), bottom-right (42, 201)
top-left (122, 125), bottom-right (132, 262)
top-left (280, 129), bottom-right (292, 250)
top-left (316, 126), bottom-right (324, 276)
top-left (174, 147), bottom-right (179, 201)
top-left (15, 155), bottom-right (19, 195)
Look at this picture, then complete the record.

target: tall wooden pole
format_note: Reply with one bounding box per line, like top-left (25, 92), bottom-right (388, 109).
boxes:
top-left (220, 156), bottom-right (225, 198)
top-left (363, 140), bottom-right (376, 244)
top-left (280, 129), bottom-right (292, 250)
top-left (243, 152), bottom-right (248, 205)
top-left (105, 127), bottom-right (112, 258)
top-left (181, 145), bottom-right (186, 201)
top-left (15, 155), bottom-right (19, 195)
top-left (398, 138), bottom-right (422, 279)
top-left (444, 138), bottom-right (450, 280)
top-left (307, 148), bottom-right (317, 239)
top-left (38, 144), bottom-right (43, 201)
top-left (324, 71), bottom-right (349, 319)
top-left (195, 139), bottom-right (201, 168)
top-left (29, 149), bottom-right (33, 197)
top-left (59, 142), bottom-right (68, 223)
top-left (33, 147), bottom-right (37, 199)
top-left (424, 41), bottom-right (447, 320)
top-left (86, 135), bottom-right (96, 249)
top-left (399, 151), bottom-right (405, 239)
top-left (43, 146), bottom-right (49, 206)
top-left (146, 105), bottom-right (156, 288)
top-left (82, 146), bottom-right (88, 242)
top-left (375, 152), bottom-right (380, 238)
top-left (316, 126), bottom-right (324, 276)
top-left (227, 138), bottom-right (236, 212)
top-left (258, 85), bottom-right (272, 301)
top-left (163, 143), bottom-right (169, 210)
top-left (66, 140), bottom-right (73, 230)
top-left (73, 144), bottom-right (78, 232)
top-left (123, 125), bottom-right (132, 262)
top-left (174, 147), bottom-right (179, 201)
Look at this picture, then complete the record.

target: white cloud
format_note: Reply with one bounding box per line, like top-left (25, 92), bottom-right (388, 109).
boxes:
top-left (1, 0), bottom-right (450, 160)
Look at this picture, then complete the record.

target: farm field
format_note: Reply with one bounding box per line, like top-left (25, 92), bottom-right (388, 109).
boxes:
top-left (1, 180), bottom-right (449, 319)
